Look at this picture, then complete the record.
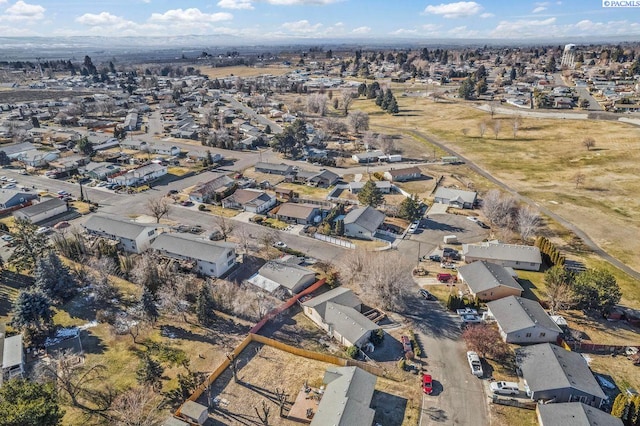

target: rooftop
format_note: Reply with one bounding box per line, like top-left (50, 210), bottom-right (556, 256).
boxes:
top-left (83, 215), bottom-right (157, 240)
top-left (150, 233), bottom-right (235, 264)
top-left (487, 296), bottom-right (561, 335)
top-left (457, 261), bottom-right (523, 294)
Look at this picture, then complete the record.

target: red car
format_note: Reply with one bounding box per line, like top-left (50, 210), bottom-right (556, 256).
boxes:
top-left (422, 374), bottom-right (433, 394)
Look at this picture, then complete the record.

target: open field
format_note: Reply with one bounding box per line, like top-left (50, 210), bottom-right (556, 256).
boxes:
top-left (587, 353), bottom-right (640, 393)
top-left (203, 341), bottom-right (419, 426)
top-left (490, 404), bottom-right (537, 426)
top-left (196, 65), bottom-right (291, 79)
top-left (357, 94), bottom-right (640, 276)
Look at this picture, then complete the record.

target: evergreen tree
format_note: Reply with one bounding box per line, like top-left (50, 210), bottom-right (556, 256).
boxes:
top-left (264, 124), bottom-right (271, 134)
top-left (34, 252), bottom-right (77, 304)
top-left (458, 78), bottom-right (475, 100)
top-left (387, 97), bottom-right (399, 114)
top-left (8, 219), bottom-right (49, 273)
top-left (335, 219), bottom-right (344, 236)
top-left (381, 89), bottom-right (393, 110)
top-left (573, 268), bottom-right (621, 314)
top-left (367, 81), bottom-right (380, 99)
top-left (398, 195), bottom-right (421, 221)
top-left (0, 379), bottom-right (64, 426)
top-left (375, 90), bottom-right (383, 106)
top-left (11, 289), bottom-right (54, 334)
top-left (139, 288), bottom-right (159, 324)
top-left (195, 284), bottom-right (215, 326)
top-left (357, 180), bottom-right (383, 208)
top-left (136, 355), bottom-right (164, 387)
top-left (0, 150), bottom-right (10, 166)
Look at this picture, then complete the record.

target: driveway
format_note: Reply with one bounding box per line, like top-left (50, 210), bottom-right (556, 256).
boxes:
top-left (410, 213), bottom-right (489, 246)
top-left (401, 295), bottom-right (488, 426)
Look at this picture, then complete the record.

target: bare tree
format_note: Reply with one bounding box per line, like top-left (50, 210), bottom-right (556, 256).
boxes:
top-left (492, 120), bottom-right (501, 139)
top-left (323, 117), bottom-right (348, 135)
top-left (213, 215), bottom-right (234, 241)
top-left (110, 386), bottom-right (164, 426)
top-left (478, 121), bottom-right (487, 138)
top-left (481, 189), bottom-right (517, 229)
top-left (255, 401), bottom-right (271, 426)
top-left (226, 353), bottom-right (239, 383)
top-left (378, 134), bottom-right (395, 155)
top-left (516, 206), bottom-right (541, 242)
top-left (544, 266), bottom-right (575, 314)
top-left (574, 172), bottom-right (586, 188)
top-left (512, 115), bottom-right (522, 139)
top-left (341, 91), bottom-right (354, 116)
top-left (275, 388), bottom-right (288, 417)
top-left (235, 224), bottom-right (253, 254)
top-left (362, 131), bottom-right (377, 149)
top-left (347, 110), bottom-right (370, 133)
top-left (306, 93), bottom-right (328, 116)
top-left (146, 198), bottom-right (170, 223)
top-left (489, 103), bottom-right (496, 118)
top-left (582, 137), bottom-right (596, 151)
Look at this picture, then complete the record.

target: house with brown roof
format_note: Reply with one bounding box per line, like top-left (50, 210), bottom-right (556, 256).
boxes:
top-left (221, 188), bottom-right (276, 214)
top-left (383, 166), bottom-right (422, 182)
top-left (274, 202), bottom-right (321, 225)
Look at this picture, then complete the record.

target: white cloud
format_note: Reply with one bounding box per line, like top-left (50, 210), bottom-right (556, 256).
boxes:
top-left (423, 1), bottom-right (483, 18)
top-left (532, 6), bottom-right (547, 13)
top-left (448, 25), bottom-right (479, 37)
top-left (149, 8), bottom-right (233, 23)
top-left (265, 0), bottom-right (340, 4)
top-left (491, 17), bottom-right (557, 37)
top-left (281, 19), bottom-right (322, 34)
top-left (390, 28), bottom-right (419, 35)
top-left (351, 26), bottom-right (371, 34)
top-left (218, 0), bottom-right (254, 9)
top-left (422, 23), bottom-right (441, 31)
top-left (75, 12), bottom-right (124, 26)
top-left (4, 1), bottom-right (45, 21)
top-left (480, 12), bottom-right (494, 18)
top-left (141, 0), bottom-right (151, 3)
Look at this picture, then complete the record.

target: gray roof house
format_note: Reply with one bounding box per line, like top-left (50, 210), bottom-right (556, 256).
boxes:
top-left (83, 215), bottom-right (159, 254)
top-left (343, 206), bottom-right (386, 240)
top-left (274, 203), bottom-right (320, 225)
top-left (457, 261), bottom-right (523, 301)
top-left (188, 175), bottom-right (235, 204)
top-left (487, 296), bottom-right (561, 344)
top-left (311, 366), bottom-right (377, 426)
top-left (349, 181), bottom-right (391, 194)
top-left (0, 324), bottom-right (24, 384)
top-left (248, 261), bottom-right (317, 294)
top-left (221, 188), bottom-right (276, 214)
top-left (0, 189), bottom-right (38, 211)
top-left (13, 197), bottom-right (68, 224)
top-left (463, 241), bottom-right (542, 271)
top-left (150, 233), bottom-right (236, 278)
top-left (517, 343), bottom-right (607, 407)
top-left (254, 162), bottom-right (293, 175)
top-left (306, 169), bottom-right (340, 187)
top-left (383, 166), bottom-right (422, 182)
top-left (302, 287), bottom-right (381, 348)
top-left (537, 402), bottom-right (623, 426)
top-left (433, 187), bottom-right (477, 209)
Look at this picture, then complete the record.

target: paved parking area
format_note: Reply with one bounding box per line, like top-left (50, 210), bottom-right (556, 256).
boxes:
top-left (410, 213), bottom-right (489, 246)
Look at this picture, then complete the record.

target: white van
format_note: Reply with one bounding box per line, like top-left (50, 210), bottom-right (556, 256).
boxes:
top-left (490, 381), bottom-right (520, 396)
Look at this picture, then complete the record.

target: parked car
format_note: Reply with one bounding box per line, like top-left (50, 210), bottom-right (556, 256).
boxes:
top-left (477, 221), bottom-right (490, 229)
top-left (466, 216), bottom-right (479, 222)
top-left (408, 220), bottom-right (420, 234)
top-left (457, 308), bottom-right (478, 315)
top-left (422, 374), bottom-right (433, 394)
top-left (419, 289), bottom-right (436, 301)
top-left (428, 254), bottom-right (441, 262)
top-left (54, 221), bottom-right (70, 229)
top-left (440, 262), bottom-right (457, 269)
top-left (6, 178), bottom-right (16, 183)
top-left (437, 273), bottom-right (457, 283)
top-left (273, 241), bottom-right (287, 249)
top-left (0, 176), bottom-right (6, 181)
top-left (36, 226), bottom-right (51, 235)
top-left (2, 183), bottom-right (16, 189)
top-left (1, 235), bottom-right (13, 242)
top-left (461, 314), bottom-right (482, 324)
top-left (467, 351), bottom-right (483, 377)
top-left (57, 190), bottom-right (69, 195)
top-left (180, 200), bottom-right (193, 207)
top-left (490, 381), bottom-right (520, 396)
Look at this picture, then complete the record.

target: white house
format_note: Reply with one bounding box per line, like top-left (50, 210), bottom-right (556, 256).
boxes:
top-left (487, 296), bottom-right (562, 344)
top-left (0, 325), bottom-right (24, 384)
top-left (463, 241), bottom-right (542, 271)
top-left (109, 163), bottom-right (167, 187)
top-left (150, 233), bottom-right (236, 278)
top-left (343, 206), bottom-right (385, 240)
top-left (221, 188), bottom-right (276, 214)
top-left (83, 215), bottom-right (159, 254)
top-left (13, 197), bottom-right (68, 224)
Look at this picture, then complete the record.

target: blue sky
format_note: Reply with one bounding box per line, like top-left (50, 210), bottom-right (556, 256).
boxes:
top-left (0, 0), bottom-right (639, 40)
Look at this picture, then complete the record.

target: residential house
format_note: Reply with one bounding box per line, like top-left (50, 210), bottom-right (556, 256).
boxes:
top-left (306, 169), bottom-right (340, 187)
top-left (0, 324), bottom-right (24, 384)
top-left (162, 417), bottom-right (189, 426)
top-left (456, 261), bottom-right (523, 301)
top-left (91, 138), bottom-right (120, 151)
top-left (462, 241), bottom-right (542, 271)
top-left (83, 215), bottom-right (159, 254)
top-left (17, 149), bottom-right (60, 167)
top-left (186, 151), bottom-right (223, 163)
top-left (188, 175), bottom-right (235, 204)
top-left (343, 206), bottom-right (385, 240)
top-left (0, 189), bottom-right (38, 211)
top-left (302, 287), bottom-right (381, 348)
top-left (383, 166), bottom-right (422, 182)
top-left (150, 233), bottom-right (236, 278)
top-left (537, 402), bottom-right (623, 426)
top-left (82, 162), bottom-right (121, 180)
top-left (151, 142), bottom-right (181, 156)
top-left (310, 366), bottom-right (377, 426)
top-left (254, 162), bottom-right (293, 175)
top-left (248, 260), bottom-right (316, 294)
top-left (120, 139), bottom-right (149, 151)
top-left (487, 296), bottom-right (561, 344)
top-left (274, 203), bottom-right (320, 225)
top-left (13, 197), bottom-right (68, 224)
top-left (517, 343), bottom-right (607, 407)
top-left (109, 163), bottom-right (167, 187)
top-left (349, 181), bottom-right (391, 194)
top-left (351, 150), bottom-right (385, 163)
top-left (123, 110), bottom-right (139, 131)
top-left (221, 188), bottom-right (276, 214)
top-left (433, 187), bottom-right (477, 209)
top-left (0, 142), bottom-right (36, 159)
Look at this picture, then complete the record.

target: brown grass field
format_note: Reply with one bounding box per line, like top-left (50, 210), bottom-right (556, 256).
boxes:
top-left (196, 65), bottom-right (291, 79)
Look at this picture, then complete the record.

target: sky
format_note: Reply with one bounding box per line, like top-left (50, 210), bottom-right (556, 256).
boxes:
top-left (0, 0), bottom-right (639, 40)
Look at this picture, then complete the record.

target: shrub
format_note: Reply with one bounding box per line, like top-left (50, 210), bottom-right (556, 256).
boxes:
top-left (397, 358), bottom-right (406, 370)
top-left (369, 329), bottom-right (385, 345)
top-left (198, 204), bottom-right (206, 211)
top-left (346, 345), bottom-right (359, 359)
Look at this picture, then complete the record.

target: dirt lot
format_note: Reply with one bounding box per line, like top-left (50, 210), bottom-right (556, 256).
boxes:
top-left (0, 89), bottom-right (95, 103)
top-left (202, 341), bottom-right (420, 426)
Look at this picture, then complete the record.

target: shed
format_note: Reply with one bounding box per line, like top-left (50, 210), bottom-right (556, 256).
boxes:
top-left (179, 401), bottom-right (208, 425)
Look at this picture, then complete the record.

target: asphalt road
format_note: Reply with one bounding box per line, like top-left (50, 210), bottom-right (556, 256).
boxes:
top-left (403, 296), bottom-right (488, 426)
top-left (406, 129), bottom-right (640, 281)
top-left (222, 95), bottom-right (283, 134)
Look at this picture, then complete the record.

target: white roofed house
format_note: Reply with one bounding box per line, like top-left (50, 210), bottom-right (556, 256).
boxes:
top-left (83, 215), bottom-right (160, 254)
top-left (433, 187), bottom-right (477, 209)
top-left (150, 233), bottom-right (236, 278)
top-left (0, 324), bottom-right (24, 384)
top-left (462, 241), bottom-right (542, 271)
